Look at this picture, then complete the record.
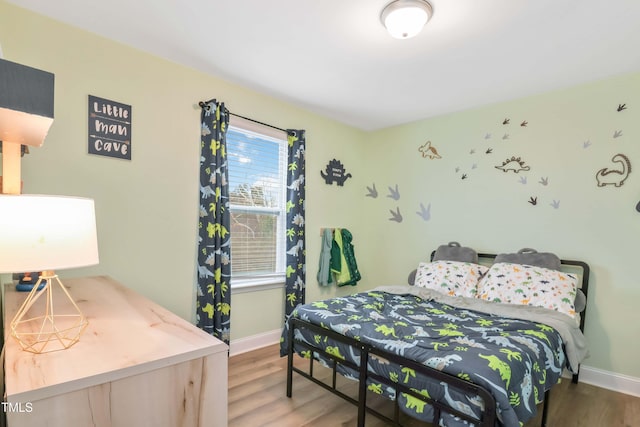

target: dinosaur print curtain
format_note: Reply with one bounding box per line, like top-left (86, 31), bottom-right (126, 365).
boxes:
top-left (197, 100), bottom-right (231, 344)
top-left (285, 129), bottom-right (306, 319)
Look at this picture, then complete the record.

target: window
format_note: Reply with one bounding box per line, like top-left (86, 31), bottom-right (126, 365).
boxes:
top-left (227, 116), bottom-right (287, 291)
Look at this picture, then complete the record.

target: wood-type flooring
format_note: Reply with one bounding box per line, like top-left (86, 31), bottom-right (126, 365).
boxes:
top-left (229, 344), bottom-right (640, 427)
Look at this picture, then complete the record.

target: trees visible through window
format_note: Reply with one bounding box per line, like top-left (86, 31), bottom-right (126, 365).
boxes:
top-left (227, 117), bottom-right (287, 288)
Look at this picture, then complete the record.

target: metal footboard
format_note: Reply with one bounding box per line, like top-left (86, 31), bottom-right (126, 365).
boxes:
top-left (286, 317), bottom-right (497, 427)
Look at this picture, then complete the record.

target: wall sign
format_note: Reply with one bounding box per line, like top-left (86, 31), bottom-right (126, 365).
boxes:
top-left (88, 95), bottom-right (132, 160)
top-left (321, 159), bottom-right (352, 186)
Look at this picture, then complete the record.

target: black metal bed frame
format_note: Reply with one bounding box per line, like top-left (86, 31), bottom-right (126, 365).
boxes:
top-left (287, 317), bottom-right (497, 426)
top-left (285, 254), bottom-right (590, 427)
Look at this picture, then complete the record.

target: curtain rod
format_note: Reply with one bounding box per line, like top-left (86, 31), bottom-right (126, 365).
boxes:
top-left (198, 101), bottom-right (287, 133)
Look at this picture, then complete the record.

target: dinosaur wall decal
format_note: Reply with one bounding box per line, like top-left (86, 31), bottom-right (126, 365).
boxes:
top-left (495, 156), bottom-right (531, 173)
top-left (387, 184), bottom-right (400, 201)
top-left (365, 183), bottom-right (378, 198)
top-left (418, 140), bottom-right (442, 159)
top-left (320, 159), bottom-right (352, 186)
top-left (595, 153), bottom-right (631, 187)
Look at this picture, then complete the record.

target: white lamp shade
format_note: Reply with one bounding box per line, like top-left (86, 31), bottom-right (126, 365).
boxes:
top-left (0, 194), bottom-right (99, 272)
top-left (381, 0), bottom-right (432, 39)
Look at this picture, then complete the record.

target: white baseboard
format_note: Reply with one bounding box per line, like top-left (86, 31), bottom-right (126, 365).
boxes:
top-left (228, 333), bottom-right (640, 398)
top-left (579, 365), bottom-right (640, 397)
top-left (229, 328), bottom-right (282, 357)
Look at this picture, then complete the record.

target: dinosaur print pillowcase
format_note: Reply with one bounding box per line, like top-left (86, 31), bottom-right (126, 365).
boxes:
top-left (414, 260), bottom-right (488, 298)
top-left (477, 262), bottom-right (578, 319)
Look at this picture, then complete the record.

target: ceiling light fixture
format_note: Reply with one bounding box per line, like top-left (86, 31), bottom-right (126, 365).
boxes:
top-left (381, 0), bottom-right (433, 39)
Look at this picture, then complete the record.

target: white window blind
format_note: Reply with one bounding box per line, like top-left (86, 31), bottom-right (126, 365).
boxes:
top-left (227, 117), bottom-right (287, 285)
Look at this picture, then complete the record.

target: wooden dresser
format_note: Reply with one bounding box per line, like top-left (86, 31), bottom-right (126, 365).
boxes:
top-left (3, 276), bottom-right (228, 427)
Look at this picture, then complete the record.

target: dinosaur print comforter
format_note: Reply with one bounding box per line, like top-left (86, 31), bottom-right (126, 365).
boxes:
top-left (282, 286), bottom-right (588, 427)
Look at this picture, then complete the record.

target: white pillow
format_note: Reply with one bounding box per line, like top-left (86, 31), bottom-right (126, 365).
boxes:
top-left (414, 260), bottom-right (488, 298)
top-left (477, 262), bottom-right (578, 318)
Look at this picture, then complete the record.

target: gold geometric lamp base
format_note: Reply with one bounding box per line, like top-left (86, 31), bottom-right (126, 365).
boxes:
top-left (10, 271), bottom-right (88, 354)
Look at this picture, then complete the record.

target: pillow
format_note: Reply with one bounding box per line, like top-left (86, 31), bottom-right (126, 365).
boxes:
top-left (409, 242), bottom-right (478, 285)
top-left (414, 260), bottom-right (488, 298)
top-left (494, 248), bottom-right (561, 271)
top-left (432, 241), bottom-right (478, 263)
top-left (477, 262), bottom-right (578, 318)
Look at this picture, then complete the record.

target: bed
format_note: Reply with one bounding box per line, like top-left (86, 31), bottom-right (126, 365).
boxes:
top-left (281, 245), bottom-right (590, 427)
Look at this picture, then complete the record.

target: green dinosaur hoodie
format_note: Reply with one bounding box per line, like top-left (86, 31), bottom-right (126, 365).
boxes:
top-left (330, 228), bottom-right (361, 287)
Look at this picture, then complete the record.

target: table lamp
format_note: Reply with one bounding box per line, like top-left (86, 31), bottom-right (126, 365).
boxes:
top-left (0, 194), bottom-right (99, 353)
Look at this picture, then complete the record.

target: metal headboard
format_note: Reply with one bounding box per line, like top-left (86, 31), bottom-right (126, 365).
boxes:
top-left (429, 250), bottom-right (590, 384)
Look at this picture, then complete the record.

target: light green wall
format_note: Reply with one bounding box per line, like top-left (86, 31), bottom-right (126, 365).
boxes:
top-left (0, 2), bottom-right (366, 341)
top-left (359, 73), bottom-right (640, 378)
top-left (2, 2), bottom-right (639, 379)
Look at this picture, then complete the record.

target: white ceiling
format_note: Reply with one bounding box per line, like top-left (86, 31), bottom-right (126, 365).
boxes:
top-left (7, 0), bottom-right (640, 130)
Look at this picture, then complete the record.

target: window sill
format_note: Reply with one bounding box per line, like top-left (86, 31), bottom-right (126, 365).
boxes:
top-left (231, 276), bottom-right (285, 294)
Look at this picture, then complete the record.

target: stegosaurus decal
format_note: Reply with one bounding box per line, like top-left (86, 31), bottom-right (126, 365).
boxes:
top-left (321, 159), bottom-right (352, 186)
top-left (495, 156), bottom-right (531, 173)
